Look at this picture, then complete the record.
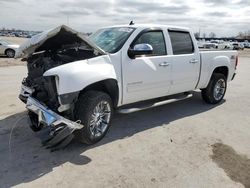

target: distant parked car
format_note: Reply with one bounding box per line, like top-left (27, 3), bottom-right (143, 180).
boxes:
top-left (243, 42), bottom-right (247, 48)
top-left (243, 41), bottom-right (250, 48)
top-left (203, 42), bottom-right (218, 49)
top-left (239, 43), bottom-right (245, 50)
top-left (196, 40), bottom-right (204, 48)
top-left (0, 39), bottom-right (20, 58)
top-left (210, 40), bottom-right (234, 50)
top-left (223, 42), bottom-right (234, 50)
top-left (232, 42), bottom-right (244, 50)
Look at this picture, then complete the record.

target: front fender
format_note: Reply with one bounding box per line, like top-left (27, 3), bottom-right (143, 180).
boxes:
top-left (43, 55), bottom-right (117, 95)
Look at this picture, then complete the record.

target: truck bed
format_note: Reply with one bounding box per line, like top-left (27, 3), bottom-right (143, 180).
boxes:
top-left (197, 50), bottom-right (238, 89)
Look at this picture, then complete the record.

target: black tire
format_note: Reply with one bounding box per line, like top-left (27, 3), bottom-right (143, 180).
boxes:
top-left (5, 49), bottom-right (15, 58)
top-left (201, 73), bottom-right (227, 104)
top-left (74, 90), bottom-right (113, 144)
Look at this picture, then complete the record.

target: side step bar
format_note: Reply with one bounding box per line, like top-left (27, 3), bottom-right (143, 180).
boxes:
top-left (117, 93), bottom-right (193, 114)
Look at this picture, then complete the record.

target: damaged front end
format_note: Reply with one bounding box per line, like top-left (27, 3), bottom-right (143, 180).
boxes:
top-left (17, 25), bottom-right (105, 149)
top-left (26, 97), bottom-right (83, 150)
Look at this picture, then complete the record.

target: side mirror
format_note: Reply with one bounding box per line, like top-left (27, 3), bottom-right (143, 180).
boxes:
top-left (128, 43), bottom-right (153, 59)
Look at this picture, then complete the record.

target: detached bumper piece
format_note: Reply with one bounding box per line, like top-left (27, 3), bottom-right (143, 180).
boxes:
top-left (26, 97), bottom-right (83, 151)
top-left (19, 84), bottom-right (34, 103)
top-left (231, 73), bottom-right (236, 81)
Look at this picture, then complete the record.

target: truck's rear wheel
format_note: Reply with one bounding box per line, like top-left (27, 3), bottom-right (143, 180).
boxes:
top-left (74, 91), bottom-right (113, 144)
top-left (201, 73), bottom-right (227, 104)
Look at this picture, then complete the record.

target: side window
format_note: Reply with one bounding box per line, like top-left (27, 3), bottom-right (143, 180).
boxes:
top-left (133, 31), bottom-right (167, 56)
top-left (168, 31), bottom-right (194, 55)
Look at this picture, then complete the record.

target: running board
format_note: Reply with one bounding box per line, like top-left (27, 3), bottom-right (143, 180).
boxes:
top-left (117, 93), bottom-right (193, 114)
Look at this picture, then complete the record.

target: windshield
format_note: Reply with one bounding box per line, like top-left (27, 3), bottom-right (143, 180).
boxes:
top-left (89, 27), bottom-right (135, 53)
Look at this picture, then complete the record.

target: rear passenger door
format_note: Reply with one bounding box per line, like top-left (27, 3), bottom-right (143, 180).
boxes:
top-left (167, 30), bottom-right (200, 94)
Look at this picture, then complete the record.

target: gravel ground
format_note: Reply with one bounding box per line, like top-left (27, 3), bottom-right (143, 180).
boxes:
top-left (0, 38), bottom-right (250, 188)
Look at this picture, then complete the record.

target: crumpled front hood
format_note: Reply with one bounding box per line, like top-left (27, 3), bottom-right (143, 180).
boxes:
top-left (15, 25), bottom-right (105, 58)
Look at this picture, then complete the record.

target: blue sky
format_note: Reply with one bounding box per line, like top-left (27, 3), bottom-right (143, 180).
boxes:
top-left (0, 0), bottom-right (250, 37)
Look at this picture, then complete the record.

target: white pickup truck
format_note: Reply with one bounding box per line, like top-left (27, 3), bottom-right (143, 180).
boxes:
top-left (18, 24), bottom-right (238, 149)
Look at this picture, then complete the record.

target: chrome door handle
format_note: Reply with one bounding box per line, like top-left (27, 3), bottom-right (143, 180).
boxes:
top-left (159, 62), bottom-right (170, 67)
top-left (189, 59), bottom-right (199, 64)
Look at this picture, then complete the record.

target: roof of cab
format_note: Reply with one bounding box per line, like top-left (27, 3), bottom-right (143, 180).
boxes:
top-left (101, 23), bottom-right (190, 32)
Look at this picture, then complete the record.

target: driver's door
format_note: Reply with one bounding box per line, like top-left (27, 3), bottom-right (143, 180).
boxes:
top-left (122, 29), bottom-right (172, 105)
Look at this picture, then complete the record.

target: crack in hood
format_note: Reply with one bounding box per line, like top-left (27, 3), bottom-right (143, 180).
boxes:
top-left (15, 25), bottom-right (106, 58)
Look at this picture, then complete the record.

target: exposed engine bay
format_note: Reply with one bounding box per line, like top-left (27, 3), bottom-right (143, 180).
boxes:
top-left (19, 25), bottom-right (104, 112)
top-left (23, 45), bottom-right (99, 111)
top-left (17, 25), bottom-right (105, 150)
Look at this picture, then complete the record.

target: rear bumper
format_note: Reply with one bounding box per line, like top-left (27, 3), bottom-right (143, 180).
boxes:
top-left (26, 96), bottom-right (83, 149)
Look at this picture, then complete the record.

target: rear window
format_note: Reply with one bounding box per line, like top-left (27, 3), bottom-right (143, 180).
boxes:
top-left (168, 31), bottom-right (194, 55)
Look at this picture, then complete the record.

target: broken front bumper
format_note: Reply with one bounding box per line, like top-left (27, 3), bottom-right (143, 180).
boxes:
top-left (19, 84), bottom-right (34, 103)
top-left (26, 97), bottom-right (84, 150)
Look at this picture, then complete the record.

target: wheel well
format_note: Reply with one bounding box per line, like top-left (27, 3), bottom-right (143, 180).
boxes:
top-left (5, 48), bottom-right (15, 55)
top-left (213, 66), bottom-right (228, 79)
top-left (79, 79), bottom-right (119, 108)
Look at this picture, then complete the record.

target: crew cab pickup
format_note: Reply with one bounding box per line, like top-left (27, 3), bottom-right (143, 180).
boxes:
top-left (17, 24), bottom-right (238, 149)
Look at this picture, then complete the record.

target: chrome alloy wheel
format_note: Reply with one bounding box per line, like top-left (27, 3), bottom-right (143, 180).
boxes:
top-left (213, 78), bottom-right (226, 101)
top-left (89, 101), bottom-right (111, 137)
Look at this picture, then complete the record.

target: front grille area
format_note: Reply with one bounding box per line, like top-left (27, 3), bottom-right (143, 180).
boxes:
top-left (30, 76), bottom-right (60, 111)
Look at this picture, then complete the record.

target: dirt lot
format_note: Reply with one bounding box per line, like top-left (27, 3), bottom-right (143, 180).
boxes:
top-left (0, 38), bottom-right (250, 188)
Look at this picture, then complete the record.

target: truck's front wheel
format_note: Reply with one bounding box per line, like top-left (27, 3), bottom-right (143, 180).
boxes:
top-left (201, 73), bottom-right (227, 104)
top-left (74, 91), bottom-right (113, 144)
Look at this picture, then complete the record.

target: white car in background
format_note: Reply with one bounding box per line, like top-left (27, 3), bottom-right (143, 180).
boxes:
top-left (201, 40), bottom-right (233, 50)
top-left (231, 42), bottom-right (244, 50)
top-left (243, 41), bottom-right (250, 48)
top-left (210, 40), bottom-right (234, 50)
top-left (0, 39), bottom-right (20, 58)
top-left (202, 42), bottom-right (218, 49)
